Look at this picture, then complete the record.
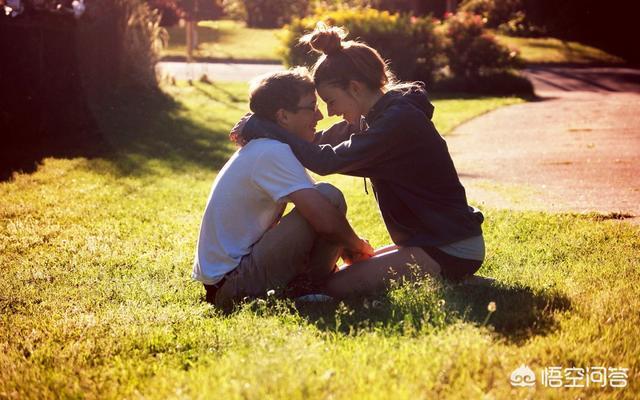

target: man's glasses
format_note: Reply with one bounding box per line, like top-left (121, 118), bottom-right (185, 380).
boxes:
top-left (293, 104), bottom-right (319, 113)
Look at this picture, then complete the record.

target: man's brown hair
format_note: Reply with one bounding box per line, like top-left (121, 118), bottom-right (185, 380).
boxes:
top-left (249, 67), bottom-right (315, 122)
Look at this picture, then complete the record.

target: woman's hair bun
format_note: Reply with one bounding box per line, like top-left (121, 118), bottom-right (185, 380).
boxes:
top-left (300, 23), bottom-right (346, 55)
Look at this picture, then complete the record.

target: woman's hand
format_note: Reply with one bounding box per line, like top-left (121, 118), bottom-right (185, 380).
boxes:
top-left (229, 112), bottom-right (253, 145)
top-left (342, 238), bottom-right (374, 265)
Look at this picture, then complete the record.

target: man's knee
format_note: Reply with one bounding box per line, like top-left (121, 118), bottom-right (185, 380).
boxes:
top-left (314, 182), bottom-right (347, 214)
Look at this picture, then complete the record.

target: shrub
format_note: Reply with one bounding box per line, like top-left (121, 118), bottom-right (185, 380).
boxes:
top-left (147, 0), bottom-right (185, 26)
top-left (224, 0), bottom-right (310, 28)
top-left (442, 12), bottom-right (520, 78)
top-left (221, 0), bottom-right (247, 21)
top-left (432, 71), bottom-right (533, 96)
top-left (458, 0), bottom-right (542, 36)
top-left (280, 7), bottom-right (445, 84)
top-left (78, 0), bottom-right (168, 93)
top-left (115, 0), bottom-right (168, 88)
top-left (148, 0), bottom-right (224, 27)
top-left (459, 0), bottom-right (518, 27)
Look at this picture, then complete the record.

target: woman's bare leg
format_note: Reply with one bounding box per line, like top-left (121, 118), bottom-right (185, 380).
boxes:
top-left (373, 244), bottom-right (398, 256)
top-left (338, 244), bottom-right (399, 270)
top-left (324, 246), bottom-right (442, 298)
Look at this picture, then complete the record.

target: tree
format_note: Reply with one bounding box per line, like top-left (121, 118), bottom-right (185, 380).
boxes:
top-left (147, 0), bottom-right (223, 26)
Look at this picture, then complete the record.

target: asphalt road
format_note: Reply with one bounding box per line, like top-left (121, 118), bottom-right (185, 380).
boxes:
top-left (446, 66), bottom-right (640, 219)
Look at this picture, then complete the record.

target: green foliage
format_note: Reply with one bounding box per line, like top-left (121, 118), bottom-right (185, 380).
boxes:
top-left (458, 0), bottom-right (538, 36)
top-left (281, 7), bottom-right (524, 84)
top-left (117, 0), bottom-right (169, 87)
top-left (442, 12), bottom-right (520, 78)
top-left (281, 8), bottom-right (445, 83)
top-left (220, 0), bottom-right (247, 21)
top-left (78, 0), bottom-right (167, 92)
top-left (459, 0), bottom-right (518, 28)
top-left (223, 0), bottom-right (311, 28)
top-left (495, 34), bottom-right (625, 65)
top-left (433, 71), bottom-right (532, 96)
top-left (162, 20), bottom-right (282, 61)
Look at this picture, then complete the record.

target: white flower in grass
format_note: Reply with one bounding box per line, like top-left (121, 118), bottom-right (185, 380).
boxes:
top-left (363, 298), bottom-right (370, 309)
top-left (266, 289), bottom-right (275, 297)
top-left (487, 301), bottom-right (497, 313)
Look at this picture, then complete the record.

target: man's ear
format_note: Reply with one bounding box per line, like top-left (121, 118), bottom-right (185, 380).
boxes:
top-left (275, 109), bottom-right (288, 126)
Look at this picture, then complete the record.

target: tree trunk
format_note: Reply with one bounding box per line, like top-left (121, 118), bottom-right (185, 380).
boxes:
top-left (186, 19), bottom-right (194, 61)
top-left (446, 0), bottom-right (457, 13)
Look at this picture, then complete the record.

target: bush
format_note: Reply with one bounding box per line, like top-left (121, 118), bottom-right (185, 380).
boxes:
top-left (280, 8), bottom-right (445, 84)
top-left (67, 0), bottom-right (169, 103)
top-left (458, 0), bottom-right (540, 36)
top-left (442, 12), bottom-right (520, 78)
top-left (224, 0), bottom-right (310, 28)
top-left (147, 0), bottom-right (224, 27)
top-left (459, 0), bottom-right (518, 28)
top-left (122, 0), bottom-right (167, 86)
top-left (147, 0), bottom-right (185, 26)
top-left (432, 71), bottom-right (533, 96)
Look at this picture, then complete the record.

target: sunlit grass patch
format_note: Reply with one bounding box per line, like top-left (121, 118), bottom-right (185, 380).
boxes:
top-left (495, 34), bottom-right (625, 65)
top-left (163, 20), bottom-right (281, 61)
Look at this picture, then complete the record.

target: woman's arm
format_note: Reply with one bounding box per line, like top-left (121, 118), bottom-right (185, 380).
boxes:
top-left (231, 113), bottom-right (357, 147)
top-left (313, 120), bottom-right (361, 146)
top-left (243, 108), bottom-right (408, 176)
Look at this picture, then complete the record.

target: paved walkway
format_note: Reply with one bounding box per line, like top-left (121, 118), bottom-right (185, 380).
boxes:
top-left (446, 66), bottom-right (640, 220)
top-left (156, 61), bottom-right (284, 82)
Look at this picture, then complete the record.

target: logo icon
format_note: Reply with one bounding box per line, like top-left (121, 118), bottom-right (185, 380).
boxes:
top-left (510, 364), bottom-right (536, 387)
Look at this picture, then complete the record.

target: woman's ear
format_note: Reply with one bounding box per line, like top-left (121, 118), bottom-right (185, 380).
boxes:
top-left (347, 80), bottom-right (364, 98)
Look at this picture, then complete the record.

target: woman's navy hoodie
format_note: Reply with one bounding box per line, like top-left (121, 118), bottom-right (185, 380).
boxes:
top-left (242, 83), bottom-right (484, 247)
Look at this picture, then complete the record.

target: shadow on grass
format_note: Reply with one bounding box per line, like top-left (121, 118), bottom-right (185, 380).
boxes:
top-left (0, 62), bottom-right (108, 181)
top-left (0, 111), bottom-right (106, 181)
top-left (285, 279), bottom-right (570, 343)
top-left (1, 83), bottom-right (242, 181)
top-left (441, 281), bottom-right (571, 343)
top-left (86, 84), bottom-right (242, 177)
top-left (194, 82), bottom-right (245, 105)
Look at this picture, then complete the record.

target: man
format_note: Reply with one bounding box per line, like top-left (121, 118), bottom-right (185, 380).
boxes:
top-left (192, 68), bottom-right (373, 310)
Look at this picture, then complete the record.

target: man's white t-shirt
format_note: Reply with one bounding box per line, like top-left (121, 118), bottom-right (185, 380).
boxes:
top-left (192, 138), bottom-right (315, 285)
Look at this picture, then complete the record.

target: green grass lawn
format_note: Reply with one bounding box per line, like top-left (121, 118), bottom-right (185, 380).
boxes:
top-left (163, 20), bottom-right (281, 61)
top-left (1, 82), bottom-right (638, 399)
top-left (495, 34), bottom-right (625, 64)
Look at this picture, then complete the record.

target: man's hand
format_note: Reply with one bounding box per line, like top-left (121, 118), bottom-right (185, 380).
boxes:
top-left (288, 188), bottom-right (368, 255)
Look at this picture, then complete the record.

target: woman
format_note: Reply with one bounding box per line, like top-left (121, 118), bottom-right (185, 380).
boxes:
top-left (236, 24), bottom-right (485, 297)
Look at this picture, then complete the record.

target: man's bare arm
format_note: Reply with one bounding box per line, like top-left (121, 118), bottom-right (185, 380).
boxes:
top-left (288, 188), bottom-right (373, 257)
